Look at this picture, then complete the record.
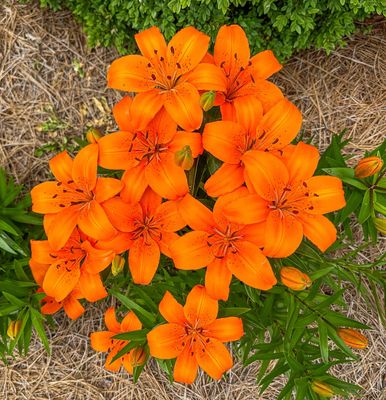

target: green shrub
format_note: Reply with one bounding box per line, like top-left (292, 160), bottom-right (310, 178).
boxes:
top-left (37, 0), bottom-right (386, 60)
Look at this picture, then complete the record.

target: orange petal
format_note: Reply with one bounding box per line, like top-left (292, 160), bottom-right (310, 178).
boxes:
top-left (221, 193), bottom-right (269, 225)
top-left (30, 240), bottom-right (56, 264)
top-left (163, 82), bottom-right (202, 131)
top-left (45, 206), bottom-right (80, 250)
top-left (159, 231), bottom-right (179, 258)
top-left (177, 193), bottom-right (215, 232)
top-left (43, 262), bottom-right (80, 302)
top-left (174, 344), bottom-right (198, 384)
top-left (306, 176), bottom-right (346, 214)
top-left (238, 222), bottom-right (266, 247)
top-left (185, 63), bottom-right (227, 91)
top-left (196, 338), bottom-right (233, 380)
top-left (49, 151), bottom-right (73, 183)
top-left (130, 89), bottom-right (164, 131)
top-left (214, 25), bottom-right (250, 76)
top-left (29, 260), bottom-right (49, 286)
top-left (204, 163), bottom-right (245, 198)
top-left (169, 131), bottom-right (203, 158)
top-left (220, 101), bottom-right (236, 121)
top-left (233, 95), bottom-right (263, 135)
top-left (147, 107), bottom-right (178, 144)
top-left (147, 323), bottom-right (185, 359)
top-left (105, 345), bottom-right (123, 372)
top-left (128, 236), bottom-right (160, 284)
top-left (112, 96), bottom-right (133, 131)
top-left (256, 98), bottom-right (302, 151)
top-left (205, 258), bottom-right (232, 301)
top-left (72, 144), bottom-right (98, 191)
top-left (90, 331), bottom-right (114, 352)
top-left (170, 231), bottom-right (213, 270)
top-left (31, 181), bottom-right (69, 214)
top-left (102, 197), bottom-right (142, 232)
top-left (282, 142), bottom-right (319, 184)
top-left (264, 210), bottom-right (303, 257)
top-left (107, 55), bottom-right (156, 92)
top-left (120, 164), bottom-right (148, 204)
top-left (159, 291), bottom-right (187, 325)
top-left (202, 120), bottom-right (245, 163)
top-left (105, 307), bottom-right (121, 332)
top-left (242, 150), bottom-right (289, 201)
top-left (78, 200), bottom-right (117, 241)
top-left (184, 285), bottom-right (218, 328)
top-left (139, 186), bottom-right (162, 216)
top-left (167, 27), bottom-right (209, 75)
top-left (206, 317), bottom-right (244, 342)
top-left (95, 232), bottom-right (132, 254)
top-left (156, 200), bottom-right (186, 232)
top-left (94, 177), bottom-right (123, 203)
top-left (41, 295), bottom-right (62, 315)
top-left (135, 26), bottom-right (167, 64)
top-left (78, 271), bottom-right (107, 302)
top-left (63, 295), bottom-right (85, 320)
top-left (121, 311), bottom-right (142, 332)
top-left (253, 80), bottom-right (284, 113)
top-left (212, 186), bottom-right (250, 228)
top-left (145, 154), bottom-right (188, 200)
top-left (250, 50), bottom-right (282, 79)
top-left (298, 213), bottom-right (337, 252)
top-left (98, 131), bottom-right (138, 170)
top-left (226, 241), bottom-right (277, 290)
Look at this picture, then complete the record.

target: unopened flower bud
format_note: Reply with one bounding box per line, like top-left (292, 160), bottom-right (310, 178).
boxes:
top-left (200, 91), bottom-right (216, 112)
top-left (86, 127), bottom-right (103, 144)
top-left (337, 328), bottom-right (368, 349)
top-left (130, 347), bottom-right (146, 367)
top-left (311, 381), bottom-right (334, 398)
top-left (354, 156), bottom-right (383, 178)
top-left (175, 145), bottom-right (194, 170)
top-left (7, 320), bottom-right (22, 340)
top-left (111, 255), bottom-right (125, 276)
top-left (373, 217), bottom-right (386, 235)
top-left (280, 266), bottom-right (311, 291)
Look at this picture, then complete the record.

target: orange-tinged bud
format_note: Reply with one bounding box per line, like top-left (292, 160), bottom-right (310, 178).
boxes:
top-left (7, 320), bottom-right (22, 340)
top-left (311, 381), bottom-right (334, 398)
top-left (174, 145), bottom-right (194, 170)
top-left (337, 328), bottom-right (368, 349)
top-left (280, 266), bottom-right (312, 291)
top-left (111, 255), bottom-right (125, 276)
top-left (200, 91), bottom-right (216, 112)
top-left (354, 156), bottom-right (383, 178)
top-left (130, 347), bottom-right (146, 367)
top-left (86, 127), bottom-right (103, 144)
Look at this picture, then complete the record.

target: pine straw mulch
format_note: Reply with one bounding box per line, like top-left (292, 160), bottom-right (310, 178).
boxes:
top-left (0, 1), bottom-right (385, 399)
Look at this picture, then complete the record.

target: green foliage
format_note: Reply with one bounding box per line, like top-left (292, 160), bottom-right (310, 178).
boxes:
top-left (0, 169), bottom-right (45, 360)
top-left (35, 0), bottom-right (386, 60)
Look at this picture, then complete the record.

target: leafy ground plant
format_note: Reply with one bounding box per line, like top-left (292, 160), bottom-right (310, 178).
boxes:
top-left (4, 24), bottom-right (385, 399)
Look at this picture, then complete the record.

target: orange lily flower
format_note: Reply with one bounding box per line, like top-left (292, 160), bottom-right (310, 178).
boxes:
top-left (98, 101), bottom-right (203, 202)
top-left (107, 26), bottom-right (226, 131)
top-left (30, 228), bottom-right (114, 303)
top-left (147, 285), bottom-right (244, 384)
top-left (31, 144), bottom-right (122, 250)
top-left (169, 188), bottom-right (277, 300)
top-left (203, 25), bottom-right (283, 120)
top-left (91, 307), bottom-right (146, 373)
top-left (223, 142), bottom-right (346, 257)
top-left (102, 188), bottom-right (186, 285)
top-left (39, 287), bottom-right (85, 320)
top-left (203, 96), bottom-right (302, 197)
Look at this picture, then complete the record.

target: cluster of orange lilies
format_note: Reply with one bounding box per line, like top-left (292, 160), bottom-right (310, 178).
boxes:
top-left (29, 25), bottom-right (346, 383)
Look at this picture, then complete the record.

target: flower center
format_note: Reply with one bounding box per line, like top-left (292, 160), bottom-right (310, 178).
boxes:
top-left (208, 225), bottom-right (242, 258)
top-left (131, 215), bottom-right (162, 242)
top-left (130, 132), bottom-right (169, 165)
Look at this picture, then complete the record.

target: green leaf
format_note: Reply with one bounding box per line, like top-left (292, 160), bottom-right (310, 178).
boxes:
top-left (308, 266), bottom-right (335, 281)
top-left (219, 307), bottom-right (251, 317)
top-left (30, 308), bottom-right (50, 353)
top-left (113, 329), bottom-right (148, 341)
top-left (357, 189), bottom-right (371, 224)
top-left (109, 289), bottom-right (155, 326)
top-left (338, 190), bottom-right (363, 223)
top-left (318, 321), bottom-right (329, 362)
top-left (322, 168), bottom-right (367, 190)
top-left (2, 291), bottom-right (25, 307)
